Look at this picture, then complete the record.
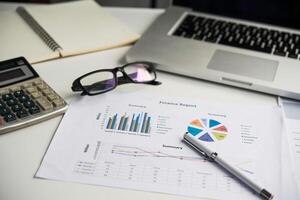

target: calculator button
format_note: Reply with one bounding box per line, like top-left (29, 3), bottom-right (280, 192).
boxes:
top-left (6, 98), bottom-right (18, 106)
top-left (4, 113), bottom-right (16, 122)
top-left (28, 106), bottom-right (40, 114)
top-left (37, 84), bottom-right (48, 90)
top-left (11, 104), bottom-right (23, 112)
top-left (33, 79), bottom-right (43, 85)
top-left (0, 89), bottom-right (10, 96)
top-left (16, 109), bottom-right (29, 118)
top-left (22, 82), bottom-right (32, 89)
top-left (23, 100), bottom-right (35, 108)
top-left (47, 94), bottom-right (57, 101)
top-left (36, 98), bottom-right (53, 111)
top-left (18, 95), bottom-right (30, 103)
top-left (52, 99), bottom-right (65, 107)
top-left (0, 101), bottom-right (6, 109)
top-left (26, 87), bottom-right (37, 94)
top-left (42, 88), bottom-right (52, 95)
top-left (14, 90), bottom-right (25, 98)
top-left (30, 92), bottom-right (41, 99)
top-left (2, 94), bottom-right (14, 101)
top-left (10, 86), bottom-right (21, 92)
top-left (0, 108), bottom-right (10, 116)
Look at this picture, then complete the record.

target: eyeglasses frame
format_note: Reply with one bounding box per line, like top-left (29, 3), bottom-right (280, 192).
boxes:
top-left (72, 61), bottom-right (160, 96)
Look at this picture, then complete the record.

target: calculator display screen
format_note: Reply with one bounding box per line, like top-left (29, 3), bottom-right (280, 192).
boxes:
top-left (0, 57), bottom-right (38, 88)
top-left (0, 69), bottom-right (25, 82)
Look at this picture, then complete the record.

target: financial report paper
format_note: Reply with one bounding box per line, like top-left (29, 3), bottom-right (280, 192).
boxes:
top-left (280, 98), bottom-right (300, 199)
top-left (36, 93), bottom-right (281, 199)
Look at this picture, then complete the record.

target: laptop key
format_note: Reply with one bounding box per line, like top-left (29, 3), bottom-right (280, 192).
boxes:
top-left (185, 15), bottom-right (196, 23)
top-left (173, 29), bottom-right (184, 37)
top-left (205, 37), bottom-right (218, 43)
top-left (288, 53), bottom-right (298, 59)
top-left (274, 49), bottom-right (286, 57)
top-left (287, 48), bottom-right (299, 59)
top-left (194, 16), bottom-right (204, 24)
top-left (194, 34), bottom-right (205, 41)
top-left (183, 32), bottom-right (193, 39)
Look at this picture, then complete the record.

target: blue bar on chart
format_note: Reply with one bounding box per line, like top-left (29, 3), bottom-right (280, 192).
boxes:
top-left (106, 113), bottom-right (118, 129)
top-left (106, 112), bottom-right (151, 134)
top-left (106, 113), bottom-right (129, 131)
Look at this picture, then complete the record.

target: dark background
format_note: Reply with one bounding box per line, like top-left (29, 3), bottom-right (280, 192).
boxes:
top-left (1, 0), bottom-right (300, 30)
top-left (0, 0), bottom-right (171, 8)
top-left (174, 0), bottom-right (300, 30)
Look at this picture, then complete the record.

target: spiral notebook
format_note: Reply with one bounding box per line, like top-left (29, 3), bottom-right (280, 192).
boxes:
top-left (0, 0), bottom-right (140, 63)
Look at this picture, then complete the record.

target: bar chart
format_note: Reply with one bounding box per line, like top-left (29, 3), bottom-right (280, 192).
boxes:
top-left (106, 112), bottom-right (152, 134)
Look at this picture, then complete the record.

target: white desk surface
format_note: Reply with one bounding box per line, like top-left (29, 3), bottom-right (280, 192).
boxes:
top-left (0, 4), bottom-right (277, 200)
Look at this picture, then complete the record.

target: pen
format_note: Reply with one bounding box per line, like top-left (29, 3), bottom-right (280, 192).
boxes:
top-left (183, 132), bottom-right (274, 200)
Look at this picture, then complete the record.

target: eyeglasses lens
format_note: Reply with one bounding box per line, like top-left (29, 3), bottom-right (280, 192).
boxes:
top-left (80, 71), bottom-right (115, 94)
top-left (123, 63), bottom-right (155, 83)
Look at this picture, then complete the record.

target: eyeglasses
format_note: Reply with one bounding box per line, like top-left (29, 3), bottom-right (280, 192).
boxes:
top-left (71, 62), bottom-right (161, 96)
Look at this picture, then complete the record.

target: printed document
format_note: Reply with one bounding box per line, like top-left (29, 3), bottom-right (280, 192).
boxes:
top-left (279, 98), bottom-right (300, 198)
top-left (36, 93), bottom-right (281, 199)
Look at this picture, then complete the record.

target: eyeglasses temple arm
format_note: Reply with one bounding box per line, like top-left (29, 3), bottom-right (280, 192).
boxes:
top-left (148, 80), bottom-right (162, 85)
top-left (71, 81), bottom-right (82, 91)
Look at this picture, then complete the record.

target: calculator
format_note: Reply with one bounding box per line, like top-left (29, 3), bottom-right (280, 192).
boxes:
top-left (0, 57), bottom-right (68, 134)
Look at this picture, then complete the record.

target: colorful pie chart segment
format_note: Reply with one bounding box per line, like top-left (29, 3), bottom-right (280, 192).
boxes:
top-left (209, 119), bottom-right (220, 128)
top-left (212, 132), bottom-right (227, 140)
top-left (188, 126), bottom-right (202, 136)
top-left (213, 125), bottom-right (228, 132)
top-left (187, 118), bottom-right (228, 142)
top-left (199, 132), bottom-right (214, 142)
top-left (190, 119), bottom-right (203, 128)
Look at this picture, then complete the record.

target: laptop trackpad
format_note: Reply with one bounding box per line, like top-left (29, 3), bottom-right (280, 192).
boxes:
top-left (207, 50), bottom-right (278, 81)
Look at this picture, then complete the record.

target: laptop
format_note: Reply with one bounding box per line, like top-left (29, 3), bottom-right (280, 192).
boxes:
top-left (126, 0), bottom-right (300, 100)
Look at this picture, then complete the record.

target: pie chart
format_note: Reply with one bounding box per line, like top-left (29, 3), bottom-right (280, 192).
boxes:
top-left (187, 118), bottom-right (228, 142)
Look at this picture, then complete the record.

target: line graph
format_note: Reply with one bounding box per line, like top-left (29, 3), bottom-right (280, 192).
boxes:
top-left (111, 145), bottom-right (205, 162)
top-left (111, 145), bottom-right (254, 175)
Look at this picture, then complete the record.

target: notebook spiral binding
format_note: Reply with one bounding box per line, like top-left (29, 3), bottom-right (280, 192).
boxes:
top-left (16, 7), bottom-right (62, 52)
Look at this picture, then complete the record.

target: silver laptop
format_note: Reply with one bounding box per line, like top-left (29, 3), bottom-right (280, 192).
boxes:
top-left (126, 0), bottom-right (300, 100)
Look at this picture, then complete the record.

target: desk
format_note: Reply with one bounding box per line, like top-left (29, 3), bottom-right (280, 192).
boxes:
top-left (0, 5), bottom-right (277, 200)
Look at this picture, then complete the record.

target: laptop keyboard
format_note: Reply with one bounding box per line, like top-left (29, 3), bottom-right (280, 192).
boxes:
top-left (172, 14), bottom-right (300, 59)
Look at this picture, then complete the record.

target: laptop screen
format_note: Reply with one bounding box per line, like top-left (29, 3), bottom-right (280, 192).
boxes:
top-left (173, 0), bottom-right (300, 30)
